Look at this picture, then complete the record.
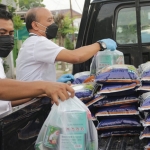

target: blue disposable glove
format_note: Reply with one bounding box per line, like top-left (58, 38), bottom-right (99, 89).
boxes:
top-left (57, 74), bottom-right (74, 83)
top-left (99, 38), bottom-right (117, 51)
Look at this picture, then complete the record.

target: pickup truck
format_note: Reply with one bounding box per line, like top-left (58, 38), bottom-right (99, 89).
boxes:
top-left (1, 0), bottom-right (150, 149)
top-left (73, 0), bottom-right (150, 74)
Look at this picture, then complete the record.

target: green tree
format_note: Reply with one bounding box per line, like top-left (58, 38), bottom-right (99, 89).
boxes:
top-left (54, 14), bottom-right (76, 71)
top-left (55, 14), bottom-right (76, 47)
top-left (65, 37), bottom-right (74, 50)
top-left (13, 15), bottom-right (24, 30)
top-left (7, 6), bottom-right (24, 30)
top-left (19, 0), bottom-right (45, 10)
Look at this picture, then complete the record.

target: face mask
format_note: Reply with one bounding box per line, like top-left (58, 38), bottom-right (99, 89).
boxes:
top-left (0, 35), bottom-right (14, 57)
top-left (36, 22), bottom-right (58, 39)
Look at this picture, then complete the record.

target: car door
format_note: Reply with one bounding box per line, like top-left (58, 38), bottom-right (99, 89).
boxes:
top-left (74, 1), bottom-right (136, 73)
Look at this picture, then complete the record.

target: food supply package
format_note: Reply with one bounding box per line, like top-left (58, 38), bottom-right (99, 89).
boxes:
top-left (98, 83), bottom-right (138, 96)
top-left (100, 130), bottom-right (141, 137)
top-left (97, 117), bottom-right (141, 130)
top-left (95, 65), bottom-right (140, 84)
top-left (73, 71), bottom-right (95, 84)
top-left (72, 83), bottom-right (95, 103)
top-left (90, 50), bottom-right (124, 75)
top-left (92, 95), bottom-right (139, 107)
top-left (140, 126), bottom-right (150, 139)
top-left (145, 142), bottom-right (150, 150)
top-left (137, 84), bottom-right (150, 94)
top-left (141, 113), bottom-right (150, 127)
top-left (95, 104), bottom-right (139, 117)
top-left (138, 61), bottom-right (150, 83)
top-left (35, 96), bottom-right (98, 150)
top-left (139, 92), bottom-right (150, 111)
top-left (85, 94), bottom-right (105, 107)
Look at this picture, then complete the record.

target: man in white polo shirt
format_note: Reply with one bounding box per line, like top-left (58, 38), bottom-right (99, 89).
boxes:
top-left (0, 9), bottom-right (75, 112)
top-left (16, 7), bottom-right (117, 82)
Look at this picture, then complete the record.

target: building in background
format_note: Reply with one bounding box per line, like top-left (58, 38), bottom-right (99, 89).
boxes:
top-left (51, 9), bottom-right (81, 29)
top-left (16, 8), bottom-right (82, 28)
top-left (0, 0), bottom-right (16, 9)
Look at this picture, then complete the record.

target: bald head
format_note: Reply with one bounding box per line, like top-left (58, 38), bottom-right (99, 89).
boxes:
top-left (25, 7), bottom-right (53, 32)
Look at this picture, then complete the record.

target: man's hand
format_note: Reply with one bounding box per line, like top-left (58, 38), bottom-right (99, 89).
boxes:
top-left (44, 82), bottom-right (75, 105)
top-left (99, 38), bottom-right (117, 51)
top-left (57, 74), bottom-right (74, 83)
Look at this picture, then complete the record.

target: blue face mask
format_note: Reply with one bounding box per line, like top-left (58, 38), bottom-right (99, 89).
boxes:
top-left (36, 22), bottom-right (58, 39)
top-left (0, 35), bottom-right (14, 57)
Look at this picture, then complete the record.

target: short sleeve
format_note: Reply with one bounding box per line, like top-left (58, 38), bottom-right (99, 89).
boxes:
top-left (0, 58), bottom-right (6, 79)
top-left (34, 37), bottom-right (64, 64)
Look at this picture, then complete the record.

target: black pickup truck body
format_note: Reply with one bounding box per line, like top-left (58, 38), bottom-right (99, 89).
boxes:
top-left (0, 97), bottom-right (52, 150)
top-left (73, 0), bottom-right (150, 74)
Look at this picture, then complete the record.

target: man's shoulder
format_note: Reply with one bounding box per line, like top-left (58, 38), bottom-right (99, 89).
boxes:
top-left (24, 35), bottom-right (59, 48)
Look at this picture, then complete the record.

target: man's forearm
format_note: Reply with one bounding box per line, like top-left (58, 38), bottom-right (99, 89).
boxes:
top-left (11, 98), bottom-right (32, 106)
top-left (74, 43), bottom-right (100, 63)
top-left (0, 79), bottom-right (45, 100)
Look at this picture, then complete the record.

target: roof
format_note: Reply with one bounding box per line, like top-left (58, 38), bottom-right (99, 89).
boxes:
top-left (51, 9), bottom-right (82, 18)
top-left (0, 0), bottom-right (16, 8)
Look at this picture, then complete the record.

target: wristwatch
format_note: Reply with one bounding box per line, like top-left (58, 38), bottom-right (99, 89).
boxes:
top-left (97, 41), bottom-right (107, 51)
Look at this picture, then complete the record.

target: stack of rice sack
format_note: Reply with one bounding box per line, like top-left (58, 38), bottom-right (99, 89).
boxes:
top-left (88, 64), bottom-right (142, 137)
top-left (72, 71), bottom-right (95, 104)
top-left (138, 62), bottom-right (150, 149)
top-left (72, 71), bottom-right (98, 123)
top-left (139, 92), bottom-right (150, 150)
top-left (73, 71), bottom-right (95, 84)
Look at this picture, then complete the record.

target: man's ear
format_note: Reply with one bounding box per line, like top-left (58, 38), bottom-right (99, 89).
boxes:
top-left (31, 21), bottom-right (38, 31)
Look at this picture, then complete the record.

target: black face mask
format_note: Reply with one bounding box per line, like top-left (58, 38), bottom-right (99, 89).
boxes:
top-left (45, 23), bottom-right (58, 39)
top-left (0, 35), bottom-right (14, 57)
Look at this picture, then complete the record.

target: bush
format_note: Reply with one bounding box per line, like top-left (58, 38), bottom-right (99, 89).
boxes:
top-left (65, 37), bottom-right (74, 50)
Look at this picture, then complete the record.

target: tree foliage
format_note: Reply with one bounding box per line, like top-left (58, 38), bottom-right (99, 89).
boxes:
top-left (13, 15), bottom-right (24, 30)
top-left (54, 14), bottom-right (76, 70)
top-left (7, 6), bottom-right (24, 30)
top-left (59, 16), bottom-right (76, 38)
top-left (19, 0), bottom-right (45, 10)
top-left (65, 37), bottom-right (74, 50)
top-left (55, 14), bottom-right (76, 46)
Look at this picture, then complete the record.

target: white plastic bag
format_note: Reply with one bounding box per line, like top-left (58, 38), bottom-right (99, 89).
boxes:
top-left (35, 96), bottom-right (98, 150)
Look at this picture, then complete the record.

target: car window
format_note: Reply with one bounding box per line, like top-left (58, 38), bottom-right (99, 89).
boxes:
top-left (116, 7), bottom-right (137, 44)
top-left (141, 6), bottom-right (150, 43)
